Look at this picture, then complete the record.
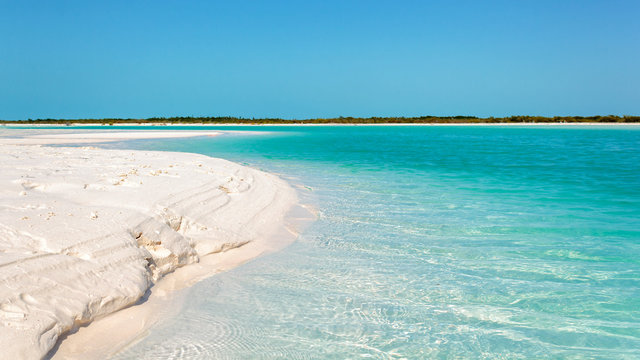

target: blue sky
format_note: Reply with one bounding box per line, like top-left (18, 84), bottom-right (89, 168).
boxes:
top-left (1, 0), bottom-right (639, 119)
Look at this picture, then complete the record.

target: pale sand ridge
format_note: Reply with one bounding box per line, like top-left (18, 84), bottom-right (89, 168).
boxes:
top-left (0, 132), bottom-right (301, 358)
top-left (0, 130), bottom-right (221, 145)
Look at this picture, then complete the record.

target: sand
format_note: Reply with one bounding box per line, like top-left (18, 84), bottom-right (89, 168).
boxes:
top-left (0, 131), bottom-right (304, 359)
top-left (0, 130), bottom-right (222, 145)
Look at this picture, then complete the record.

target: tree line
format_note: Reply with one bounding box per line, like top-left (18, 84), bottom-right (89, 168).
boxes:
top-left (1, 115), bottom-right (638, 125)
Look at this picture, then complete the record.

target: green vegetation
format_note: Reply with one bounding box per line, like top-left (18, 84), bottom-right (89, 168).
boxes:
top-left (1, 115), bottom-right (638, 125)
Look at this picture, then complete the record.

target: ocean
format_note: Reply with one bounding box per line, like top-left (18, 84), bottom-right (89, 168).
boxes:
top-left (94, 125), bottom-right (639, 359)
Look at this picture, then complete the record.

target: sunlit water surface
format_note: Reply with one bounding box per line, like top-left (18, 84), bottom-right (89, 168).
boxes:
top-left (80, 125), bottom-right (639, 359)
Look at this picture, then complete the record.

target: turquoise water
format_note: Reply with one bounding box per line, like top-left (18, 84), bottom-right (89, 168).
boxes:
top-left (102, 126), bottom-right (640, 359)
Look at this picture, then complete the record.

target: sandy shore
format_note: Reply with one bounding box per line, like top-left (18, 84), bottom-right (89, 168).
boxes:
top-left (0, 131), bottom-right (306, 358)
top-left (0, 130), bottom-right (221, 144)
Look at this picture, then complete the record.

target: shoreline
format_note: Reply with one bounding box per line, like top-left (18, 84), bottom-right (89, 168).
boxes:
top-left (2, 122), bottom-right (640, 127)
top-left (0, 131), bottom-right (312, 359)
top-left (0, 130), bottom-right (222, 145)
top-left (52, 203), bottom-right (314, 359)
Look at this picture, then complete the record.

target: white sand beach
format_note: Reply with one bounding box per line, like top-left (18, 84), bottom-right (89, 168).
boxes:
top-left (0, 131), bottom-right (304, 358)
top-left (0, 130), bottom-right (222, 145)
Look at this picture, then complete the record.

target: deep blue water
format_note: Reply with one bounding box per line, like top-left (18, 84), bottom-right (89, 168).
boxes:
top-left (96, 126), bottom-right (640, 359)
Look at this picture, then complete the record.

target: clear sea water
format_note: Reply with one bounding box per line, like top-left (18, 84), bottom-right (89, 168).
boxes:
top-left (72, 126), bottom-right (639, 359)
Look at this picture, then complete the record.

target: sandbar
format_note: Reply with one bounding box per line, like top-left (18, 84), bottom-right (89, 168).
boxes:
top-left (0, 131), bottom-right (308, 358)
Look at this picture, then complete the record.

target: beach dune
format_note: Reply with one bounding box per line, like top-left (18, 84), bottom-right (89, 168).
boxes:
top-left (0, 139), bottom-right (297, 358)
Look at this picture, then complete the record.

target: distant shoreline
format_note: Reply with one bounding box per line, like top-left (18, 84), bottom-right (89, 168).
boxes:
top-left (1, 115), bottom-right (639, 126)
top-left (2, 122), bottom-right (640, 127)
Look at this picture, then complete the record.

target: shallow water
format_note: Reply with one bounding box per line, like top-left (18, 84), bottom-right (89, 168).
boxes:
top-left (101, 126), bottom-right (639, 359)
